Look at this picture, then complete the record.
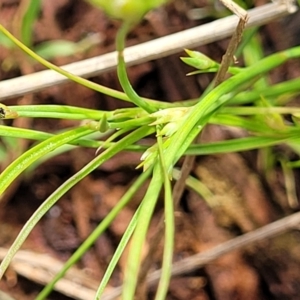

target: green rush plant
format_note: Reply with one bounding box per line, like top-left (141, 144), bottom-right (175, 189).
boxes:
top-left (0, 1), bottom-right (300, 299)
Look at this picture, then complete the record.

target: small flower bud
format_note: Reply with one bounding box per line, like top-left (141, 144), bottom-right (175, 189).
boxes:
top-left (181, 49), bottom-right (218, 74)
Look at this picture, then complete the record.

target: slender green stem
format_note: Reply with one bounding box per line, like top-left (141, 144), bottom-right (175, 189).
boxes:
top-left (229, 77), bottom-right (300, 105)
top-left (10, 105), bottom-right (106, 120)
top-left (122, 163), bottom-right (163, 299)
top-left (220, 106), bottom-right (300, 115)
top-left (20, 0), bottom-right (42, 47)
top-left (242, 29), bottom-right (268, 89)
top-left (172, 168), bottom-right (214, 203)
top-left (155, 132), bottom-right (174, 300)
top-left (184, 77), bottom-right (300, 107)
top-left (186, 136), bottom-right (300, 155)
top-left (116, 22), bottom-right (156, 113)
top-left (0, 125), bottom-right (109, 149)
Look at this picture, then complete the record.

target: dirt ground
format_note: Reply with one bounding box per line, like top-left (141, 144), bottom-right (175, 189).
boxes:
top-left (1, 0), bottom-right (300, 299)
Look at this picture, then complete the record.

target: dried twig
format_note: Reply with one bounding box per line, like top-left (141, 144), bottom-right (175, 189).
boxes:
top-left (214, 0), bottom-right (248, 86)
top-left (0, 248), bottom-right (99, 300)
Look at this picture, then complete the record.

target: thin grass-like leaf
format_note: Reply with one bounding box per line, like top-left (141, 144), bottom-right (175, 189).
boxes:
top-left (122, 163), bottom-right (163, 299)
top-left (155, 132), bottom-right (174, 300)
top-left (20, 0), bottom-right (42, 47)
top-left (11, 104), bottom-right (106, 120)
top-left (0, 126), bottom-right (94, 198)
top-left (187, 135), bottom-right (300, 155)
top-left (36, 168), bottom-right (152, 300)
top-left (94, 203), bottom-right (143, 299)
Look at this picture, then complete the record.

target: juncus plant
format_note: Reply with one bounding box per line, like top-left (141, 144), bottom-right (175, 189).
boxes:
top-left (0, 1), bottom-right (300, 300)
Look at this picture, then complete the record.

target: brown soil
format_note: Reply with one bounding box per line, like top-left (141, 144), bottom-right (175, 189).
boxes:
top-left (1, 0), bottom-right (300, 299)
